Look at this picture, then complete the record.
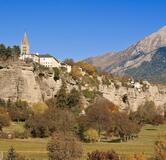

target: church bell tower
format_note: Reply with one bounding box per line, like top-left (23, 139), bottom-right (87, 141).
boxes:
top-left (21, 32), bottom-right (30, 55)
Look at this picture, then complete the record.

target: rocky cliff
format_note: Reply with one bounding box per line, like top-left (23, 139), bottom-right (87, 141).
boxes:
top-left (0, 61), bottom-right (166, 112)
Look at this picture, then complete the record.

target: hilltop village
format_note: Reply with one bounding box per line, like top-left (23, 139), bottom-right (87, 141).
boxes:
top-left (19, 32), bottom-right (71, 72)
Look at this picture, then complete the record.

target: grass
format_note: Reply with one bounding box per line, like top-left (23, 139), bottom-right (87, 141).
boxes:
top-left (3, 122), bottom-right (25, 133)
top-left (0, 124), bottom-right (165, 159)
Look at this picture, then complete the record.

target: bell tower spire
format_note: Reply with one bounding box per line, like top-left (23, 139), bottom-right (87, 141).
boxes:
top-left (21, 32), bottom-right (30, 55)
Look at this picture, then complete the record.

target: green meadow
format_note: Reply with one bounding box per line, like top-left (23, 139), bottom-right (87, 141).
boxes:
top-left (0, 124), bottom-right (166, 160)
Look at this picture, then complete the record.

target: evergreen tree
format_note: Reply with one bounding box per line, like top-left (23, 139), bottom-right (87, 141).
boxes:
top-left (67, 88), bottom-right (80, 108)
top-left (6, 146), bottom-right (17, 160)
top-left (56, 81), bottom-right (68, 108)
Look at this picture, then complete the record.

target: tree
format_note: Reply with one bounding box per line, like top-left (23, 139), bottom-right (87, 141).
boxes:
top-left (63, 58), bottom-right (75, 66)
top-left (130, 101), bottom-right (164, 125)
top-left (70, 66), bottom-right (82, 80)
top-left (7, 100), bottom-right (32, 122)
top-left (67, 88), bottom-right (82, 113)
top-left (56, 82), bottom-right (68, 108)
top-left (32, 102), bottom-right (48, 114)
top-left (25, 107), bottom-right (76, 137)
top-left (87, 150), bottom-right (119, 160)
top-left (155, 141), bottom-right (166, 160)
top-left (76, 61), bottom-right (97, 75)
top-left (25, 113), bottom-right (50, 138)
top-left (47, 133), bottom-right (83, 160)
top-left (84, 128), bottom-right (99, 142)
top-left (85, 97), bottom-right (118, 137)
top-left (53, 67), bottom-right (60, 81)
top-left (5, 146), bottom-right (26, 160)
top-left (113, 112), bottom-right (141, 142)
top-left (6, 146), bottom-right (17, 160)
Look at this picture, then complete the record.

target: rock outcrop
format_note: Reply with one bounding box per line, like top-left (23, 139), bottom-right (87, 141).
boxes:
top-left (0, 61), bottom-right (166, 112)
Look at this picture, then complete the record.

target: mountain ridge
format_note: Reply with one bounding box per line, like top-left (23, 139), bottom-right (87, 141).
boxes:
top-left (85, 26), bottom-right (166, 83)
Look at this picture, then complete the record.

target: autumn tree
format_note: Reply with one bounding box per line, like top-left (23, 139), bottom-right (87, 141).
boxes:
top-left (84, 128), bottom-right (99, 142)
top-left (155, 141), bottom-right (166, 160)
top-left (25, 107), bottom-right (76, 137)
top-left (76, 61), bottom-right (97, 75)
top-left (47, 133), bottom-right (83, 160)
top-left (70, 66), bottom-right (82, 80)
top-left (80, 97), bottom-right (118, 138)
top-left (87, 150), bottom-right (119, 160)
top-left (129, 101), bottom-right (164, 125)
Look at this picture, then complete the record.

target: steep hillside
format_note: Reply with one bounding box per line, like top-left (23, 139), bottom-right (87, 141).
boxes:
top-left (1, 60), bottom-right (166, 112)
top-left (86, 26), bottom-right (166, 83)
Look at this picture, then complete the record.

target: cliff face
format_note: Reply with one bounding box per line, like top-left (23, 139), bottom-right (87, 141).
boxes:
top-left (0, 61), bottom-right (166, 112)
top-left (100, 84), bottom-right (166, 112)
top-left (0, 62), bottom-right (61, 103)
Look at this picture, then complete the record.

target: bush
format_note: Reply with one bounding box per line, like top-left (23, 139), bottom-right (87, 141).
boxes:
top-left (76, 61), bottom-right (97, 75)
top-left (155, 141), bottom-right (166, 160)
top-left (5, 146), bottom-right (26, 160)
top-left (84, 128), bottom-right (99, 142)
top-left (25, 108), bottom-right (76, 137)
top-left (47, 133), bottom-right (83, 160)
top-left (87, 150), bottom-right (119, 160)
top-left (13, 131), bottom-right (30, 139)
top-left (130, 101), bottom-right (164, 125)
top-left (32, 102), bottom-right (48, 114)
top-left (25, 113), bottom-right (50, 138)
top-left (7, 100), bottom-right (32, 122)
top-left (0, 113), bottom-right (10, 129)
top-left (70, 66), bottom-right (82, 80)
top-left (82, 89), bottom-right (96, 100)
top-left (53, 67), bottom-right (60, 81)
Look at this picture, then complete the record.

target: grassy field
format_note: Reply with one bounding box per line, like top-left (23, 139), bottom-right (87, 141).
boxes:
top-left (0, 124), bottom-right (165, 159)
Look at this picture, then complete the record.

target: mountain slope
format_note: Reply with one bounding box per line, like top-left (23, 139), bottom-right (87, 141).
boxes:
top-left (86, 26), bottom-right (166, 83)
top-left (125, 47), bottom-right (166, 83)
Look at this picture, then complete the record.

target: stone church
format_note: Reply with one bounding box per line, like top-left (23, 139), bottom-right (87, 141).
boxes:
top-left (19, 32), bottom-right (66, 69)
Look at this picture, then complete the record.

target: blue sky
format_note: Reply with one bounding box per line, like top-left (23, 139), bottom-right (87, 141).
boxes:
top-left (0, 0), bottom-right (166, 61)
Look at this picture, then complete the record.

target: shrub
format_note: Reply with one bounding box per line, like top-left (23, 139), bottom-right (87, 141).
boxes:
top-left (5, 146), bottom-right (26, 160)
top-left (53, 67), bottom-right (60, 81)
top-left (130, 101), bottom-right (164, 125)
top-left (25, 108), bottom-right (76, 137)
top-left (32, 102), bottom-right (48, 114)
top-left (7, 100), bottom-right (32, 122)
top-left (25, 113), bottom-right (50, 138)
top-left (0, 113), bottom-right (10, 129)
top-left (84, 128), bottom-right (99, 142)
top-left (70, 66), bottom-right (82, 80)
top-left (82, 89), bottom-right (95, 99)
top-left (155, 141), bottom-right (166, 160)
top-left (76, 61), bottom-right (97, 75)
top-left (47, 133), bottom-right (83, 160)
top-left (87, 150), bottom-right (119, 160)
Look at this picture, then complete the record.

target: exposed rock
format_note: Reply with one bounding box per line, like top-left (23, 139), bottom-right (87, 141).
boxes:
top-left (1, 61), bottom-right (166, 113)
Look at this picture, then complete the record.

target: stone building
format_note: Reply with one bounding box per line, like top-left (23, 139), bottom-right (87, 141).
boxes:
top-left (19, 32), bottom-right (68, 69)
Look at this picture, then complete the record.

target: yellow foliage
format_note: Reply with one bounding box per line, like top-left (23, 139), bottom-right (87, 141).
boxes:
top-left (32, 102), bottom-right (48, 114)
top-left (84, 128), bottom-right (99, 142)
top-left (70, 66), bottom-right (82, 80)
top-left (76, 61), bottom-right (96, 75)
top-left (155, 141), bottom-right (166, 160)
top-left (124, 153), bottom-right (147, 160)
